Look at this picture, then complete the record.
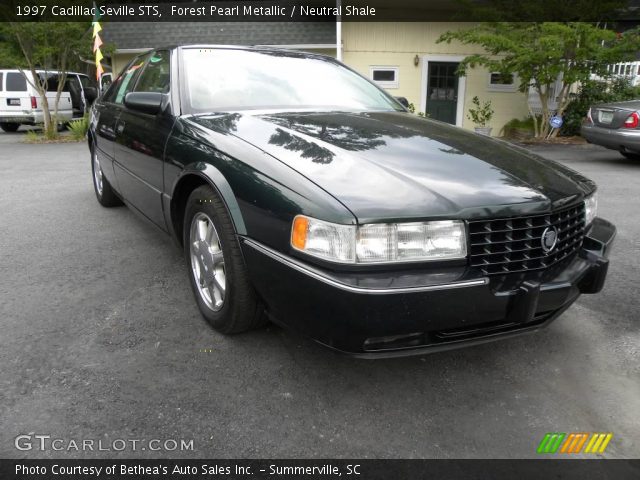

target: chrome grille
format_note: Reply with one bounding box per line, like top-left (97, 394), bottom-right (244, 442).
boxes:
top-left (468, 203), bottom-right (586, 275)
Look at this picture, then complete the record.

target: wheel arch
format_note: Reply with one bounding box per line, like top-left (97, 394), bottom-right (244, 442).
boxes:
top-left (169, 167), bottom-right (247, 247)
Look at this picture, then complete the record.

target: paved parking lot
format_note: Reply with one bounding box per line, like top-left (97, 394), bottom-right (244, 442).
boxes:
top-left (0, 129), bottom-right (638, 459)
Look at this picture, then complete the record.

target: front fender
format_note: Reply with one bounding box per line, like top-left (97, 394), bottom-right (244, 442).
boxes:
top-left (171, 165), bottom-right (247, 235)
top-left (164, 116), bottom-right (356, 253)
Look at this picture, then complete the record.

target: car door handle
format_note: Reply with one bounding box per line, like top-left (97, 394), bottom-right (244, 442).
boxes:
top-left (116, 121), bottom-right (125, 134)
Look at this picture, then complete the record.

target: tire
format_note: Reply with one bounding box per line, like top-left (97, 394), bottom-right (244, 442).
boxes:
top-left (183, 184), bottom-right (265, 334)
top-left (91, 146), bottom-right (123, 207)
top-left (0, 122), bottom-right (20, 132)
top-left (621, 151), bottom-right (640, 160)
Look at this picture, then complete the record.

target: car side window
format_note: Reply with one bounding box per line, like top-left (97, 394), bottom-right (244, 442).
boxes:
top-left (134, 51), bottom-right (170, 94)
top-left (112, 57), bottom-right (147, 104)
top-left (6, 72), bottom-right (27, 92)
top-left (79, 75), bottom-right (95, 89)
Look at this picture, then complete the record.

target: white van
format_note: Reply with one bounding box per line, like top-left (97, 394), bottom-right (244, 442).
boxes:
top-left (0, 69), bottom-right (74, 132)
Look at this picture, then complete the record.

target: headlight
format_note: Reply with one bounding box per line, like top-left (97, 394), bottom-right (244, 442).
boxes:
top-left (291, 215), bottom-right (467, 264)
top-left (584, 192), bottom-right (597, 226)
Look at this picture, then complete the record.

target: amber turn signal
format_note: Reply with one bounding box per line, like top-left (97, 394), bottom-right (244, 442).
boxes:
top-left (291, 215), bottom-right (309, 249)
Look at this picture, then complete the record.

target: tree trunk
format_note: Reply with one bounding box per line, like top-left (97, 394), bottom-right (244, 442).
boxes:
top-left (41, 93), bottom-right (54, 139)
top-left (528, 82), bottom-right (541, 137)
top-left (549, 83), bottom-right (571, 138)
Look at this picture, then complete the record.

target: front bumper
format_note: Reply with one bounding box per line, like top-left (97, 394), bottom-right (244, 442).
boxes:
top-left (581, 123), bottom-right (640, 153)
top-left (241, 217), bottom-right (616, 357)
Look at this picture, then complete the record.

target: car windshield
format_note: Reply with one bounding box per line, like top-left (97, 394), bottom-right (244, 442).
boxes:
top-left (182, 48), bottom-right (403, 113)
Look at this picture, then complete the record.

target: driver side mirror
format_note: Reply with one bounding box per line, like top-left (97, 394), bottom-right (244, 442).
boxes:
top-left (395, 96), bottom-right (410, 109)
top-left (124, 92), bottom-right (163, 115)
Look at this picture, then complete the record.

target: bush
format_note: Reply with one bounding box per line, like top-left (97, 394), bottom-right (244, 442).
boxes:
top-left (562, 78), bottom-right (640, 136)
top-left (68, 115), bottom-right (89, 141)
top-left (501, 117), bottom-right (536, 139)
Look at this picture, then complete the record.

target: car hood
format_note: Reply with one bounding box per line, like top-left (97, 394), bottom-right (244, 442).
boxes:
top-left (189, 111), bottom-right (594, 222)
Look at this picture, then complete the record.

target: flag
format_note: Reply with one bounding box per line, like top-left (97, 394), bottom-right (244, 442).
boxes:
top-left (92, 2), bottom-right (104, 81)
top-left (93, 34), bottom-right (102, 53)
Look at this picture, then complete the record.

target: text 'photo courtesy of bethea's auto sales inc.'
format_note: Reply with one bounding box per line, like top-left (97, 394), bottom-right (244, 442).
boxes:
top-left (0, 1), bottom-right (639, 479)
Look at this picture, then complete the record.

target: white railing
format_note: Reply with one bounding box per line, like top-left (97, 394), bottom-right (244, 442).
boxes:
top-left (593, 61), bottom-right (640, 86)
top-left (527, 62), bottom-right (640, 116)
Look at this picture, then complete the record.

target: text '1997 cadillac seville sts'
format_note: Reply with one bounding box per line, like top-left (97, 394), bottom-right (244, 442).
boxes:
top-left (88, 46), bottom-right (615, 357)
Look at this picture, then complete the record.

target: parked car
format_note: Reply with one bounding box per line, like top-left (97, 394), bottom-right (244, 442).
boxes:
top-left (0, 69), bottom-right (71, 132)
top-left (0, 70), bottom-right (97, 132)
top-left (581, 100), bottom-right (640, 159)
top-left (88, 46), bottom-right (615, 357)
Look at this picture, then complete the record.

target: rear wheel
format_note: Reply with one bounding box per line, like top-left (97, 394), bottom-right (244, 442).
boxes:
top-left (91, 147), bottom-right (122, 207)
top-left (183, 185), bottom-right (265, 334)
top-left (621, 151), bottom-right (640, 160)
top-left (0, 122), bottom-right (20, 132)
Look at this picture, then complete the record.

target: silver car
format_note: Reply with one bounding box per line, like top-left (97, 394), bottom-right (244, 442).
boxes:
top-left (581, 100), bottom-right (640, 160)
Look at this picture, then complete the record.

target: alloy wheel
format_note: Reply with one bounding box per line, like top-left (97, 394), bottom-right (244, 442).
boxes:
top-left (189, 212), bottom-right (226, 311)
top-left (93, 151), bottom-right (103, 196)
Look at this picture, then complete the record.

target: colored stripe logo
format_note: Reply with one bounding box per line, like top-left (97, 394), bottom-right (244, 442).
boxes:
top-left (537, 433), bottom-right (612, 454)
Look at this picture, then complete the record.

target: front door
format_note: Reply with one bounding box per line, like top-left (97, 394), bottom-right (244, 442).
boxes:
top-left (113, 50), bottom-right (173, 231)
top-left (426, 62), bottom-right (459, 125)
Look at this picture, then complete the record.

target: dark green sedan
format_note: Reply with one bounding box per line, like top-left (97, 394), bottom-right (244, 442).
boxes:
top-left (88, 46), bottom-right (615, 357)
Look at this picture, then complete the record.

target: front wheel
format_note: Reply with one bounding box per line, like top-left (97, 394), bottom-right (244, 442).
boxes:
top-left (183, 185), bottom-right (265, 334)
top-left (91, 147), bottom-right (122, 207)
top-left (0, 122), bottom-right (20, 132)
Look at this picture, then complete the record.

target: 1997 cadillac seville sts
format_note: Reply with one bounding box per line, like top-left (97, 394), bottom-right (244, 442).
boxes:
top-left (88, 46), bottom-right (616, 357)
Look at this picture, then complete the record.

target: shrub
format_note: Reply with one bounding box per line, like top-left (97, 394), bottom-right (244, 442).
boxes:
top-left (501, 117), bottom-right (536, 139)
top-left (68, 115), bottom-right (89, 141)
top-left (467, 96), bottom-right (494, 127)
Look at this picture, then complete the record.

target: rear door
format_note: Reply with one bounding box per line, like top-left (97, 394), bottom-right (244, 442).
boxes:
top-left (113, 50), bottom-right (173, 230)
top-left (1, 71), bottom-right (31, 116)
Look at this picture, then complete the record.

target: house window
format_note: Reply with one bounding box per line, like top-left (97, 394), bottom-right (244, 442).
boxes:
top-left (370, 67), bottom-right (399, 89)
top-left (487, 72), bottom-right (517, 92)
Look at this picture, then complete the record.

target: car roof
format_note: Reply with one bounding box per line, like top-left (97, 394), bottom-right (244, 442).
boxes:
top-left (157, 44), bottom-right (331, 59)
top-left (0, 69), bottom-right (88, 76)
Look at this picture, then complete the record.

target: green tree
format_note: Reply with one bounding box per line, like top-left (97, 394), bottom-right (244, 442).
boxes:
top-left (0, 22), bottom-right (91, 138)
top-left (438, 22), bottom-right (640, 137)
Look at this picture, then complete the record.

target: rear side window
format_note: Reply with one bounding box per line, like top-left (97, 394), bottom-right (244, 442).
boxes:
top-left (6, 72), bottom-right (27, 92)
top-left (134, 51), bottom-right (170, 94)
top-left (0, 72), bottom-right (3, 92)
top-left (38, 74), bottom-right (70, 92)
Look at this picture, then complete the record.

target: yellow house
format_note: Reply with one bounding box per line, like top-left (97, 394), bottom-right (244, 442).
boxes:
top-left (102, 21), bottom-right (530, 136)
top-left (342, 23), bottom-right (530, 135)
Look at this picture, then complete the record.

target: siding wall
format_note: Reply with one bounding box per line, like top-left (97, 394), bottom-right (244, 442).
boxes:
top-left (342, 22), bottom-right (529, 135)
